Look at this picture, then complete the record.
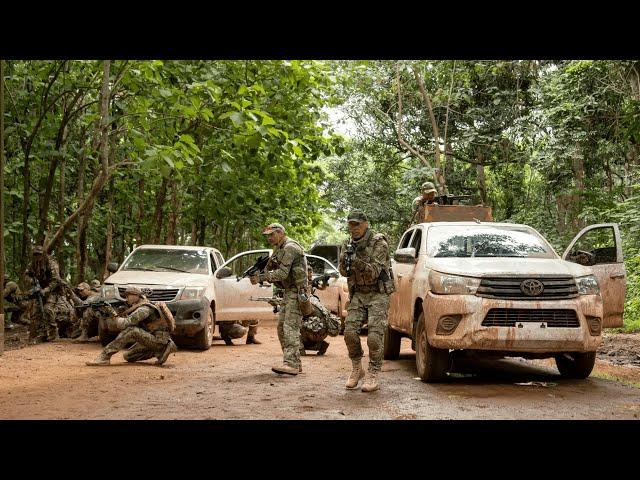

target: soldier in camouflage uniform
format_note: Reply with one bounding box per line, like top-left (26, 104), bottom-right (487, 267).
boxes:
top-left (219, 319), bottom-right (261, 346)
top-left (411, 181), bottom-right (439, 223)
top-left (24, 246), bottom-right (67, 342)
top-left (249, 223), bottom-right (309, 376)
top-left (339, 210), bottom-right (394, 392)
top-left (90, 279), bottom-right (102, 294)
top-left (86, 286), bottom-right (177, 366)
top-left (73, 282), bottom-right (101, 342)
top-left (299, 266), bottom-right (340, 356)
top-left (3, 274), bottom-right (30, 329)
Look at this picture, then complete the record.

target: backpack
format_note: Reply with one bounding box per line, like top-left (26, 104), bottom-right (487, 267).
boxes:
top-left (155, 301), bottom-right (176, 333)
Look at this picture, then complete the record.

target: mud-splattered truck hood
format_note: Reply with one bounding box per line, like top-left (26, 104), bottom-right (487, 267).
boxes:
top-left (427, 257), bottom-right (594, 278)
top-left (105, 271), bottom-right (209, 287)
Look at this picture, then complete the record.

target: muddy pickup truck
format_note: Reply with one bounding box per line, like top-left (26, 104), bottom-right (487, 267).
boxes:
top-left (384, 205), bottom-right (626, 382)
top-left (101, 245), bottom-right (226, 349)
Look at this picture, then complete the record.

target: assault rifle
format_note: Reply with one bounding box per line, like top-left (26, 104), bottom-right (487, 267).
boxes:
top-left (344, 242), bottom-right (356, 276)
top-left (311, 272), bottom-right (338, 289)
top-left (74, 298), bottom-right (127, 316)
top-left (238, 255), bottom-right (270, 285)
top-left (249, 295), bottom-right (283, 313)
top-left (24, 274), bottom-right (45, 319)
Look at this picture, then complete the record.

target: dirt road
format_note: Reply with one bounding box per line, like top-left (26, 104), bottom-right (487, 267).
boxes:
top-left (1, 322), bottom-right (640, 419)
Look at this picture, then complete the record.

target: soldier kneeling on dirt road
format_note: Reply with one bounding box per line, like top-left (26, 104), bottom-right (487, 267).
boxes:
top-left (86, 286), bottom-right (177, 366)
top-left (299, 266), bottom-right (340, 356)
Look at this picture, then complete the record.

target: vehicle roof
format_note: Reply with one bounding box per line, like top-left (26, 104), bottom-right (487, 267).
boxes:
top-left (135, 244), bottom-right (221, 252)
top-left (416, 222), bottom-right (533, 229)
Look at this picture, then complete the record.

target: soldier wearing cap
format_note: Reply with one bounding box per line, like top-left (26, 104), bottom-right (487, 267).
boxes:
top-left (72, 282), bottom-right (103, 342)
top-left (86, 285), bottom-right (177, 366)
top-left (249, 223), bottom-right (309, 376)
top-left (24, 245), bottom-right (65, 341)
top-left (90, 279), bottom-right (102, 294)
top-left (412, 181), bottom-right (439, 221)
top-left (339, 210), bottom-right (394, 392)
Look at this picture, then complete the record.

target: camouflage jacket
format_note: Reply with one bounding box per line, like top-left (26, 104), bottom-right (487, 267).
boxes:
top-left (260, 237), bottom-right (309, 292)
top-left (119, 300), bottom-right (167, 333)
top-left (301, 295), bottom-right (340, 337)
top-left (339, 228), bottom-right (393, 294)
top-left (3, 281), bottom-right (22, 304)
top-left (25, 257), bottom-right (63, 296)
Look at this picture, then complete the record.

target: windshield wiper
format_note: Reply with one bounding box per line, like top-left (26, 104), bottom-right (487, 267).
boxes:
top-left (155, 265), bottom-right (189, 273)
top-left (124, 267), bottom-right (160, 272)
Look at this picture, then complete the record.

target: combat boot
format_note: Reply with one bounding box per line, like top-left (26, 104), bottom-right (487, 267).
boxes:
top-left (155, 340), bottom-right (178, 366)
top-left (86, 351), bottom-right (112, 366)
top-left (223, 337), bottom-right (234, 346)
top-left (271, 364), bottom-right (299, 376)
top-left (73, 331), bottom-right (90, 343)
top-left (345, 359), bottom-right (365, 389)
top-left (361, 370), bottom-right (379, 392)
top-left (317, 341), bottom-right (329, 356)
top-left (246, 334), bottom-right (261, 345)
top-left (299, 347), bottom-right (307, 356)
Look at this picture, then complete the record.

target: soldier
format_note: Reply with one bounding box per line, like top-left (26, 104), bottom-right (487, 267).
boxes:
top-left (3, 274), bottom-right (30, 329)
top-left (299, 266), bottom-right (340, 356)
top-left (339, 210), bottom-right (394, 392)
top-left (24, 246), bottom-right (66, 341)
top-left (412, 181), bottom-right (439, 216)
top-left (86, 286), bottom-right (177, 366)
top-left (90, 279), bottom-right (102, 294)
top-left (219, 319), bottom-right (261, 346)
top-left (249, 223), bottom-right (310, 376)
top-left (73, 282), bottom-right (101, 342)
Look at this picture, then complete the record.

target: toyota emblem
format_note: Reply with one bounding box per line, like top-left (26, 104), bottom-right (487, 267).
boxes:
top-left (520, 279), bottom-right (544, 296)
top-left (141, 287), bottom-right (154, 297)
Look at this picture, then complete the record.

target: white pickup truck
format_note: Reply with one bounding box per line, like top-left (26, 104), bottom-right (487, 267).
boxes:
top-left (101, 245), bottom-right (349, 349)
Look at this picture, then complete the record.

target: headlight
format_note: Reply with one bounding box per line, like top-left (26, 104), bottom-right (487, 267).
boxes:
top-left (102, 284), bottom-right (118, 299)
top-left (180, 287), bottom-right (205, 300)
top-left (576, 275), bottom-right (599, 295)
top-left (429, 270), bottom-right (481, 295)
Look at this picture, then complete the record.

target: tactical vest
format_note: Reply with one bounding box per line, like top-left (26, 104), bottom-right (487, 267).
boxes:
top-left (345, 229), bottom-right (395, 295)
top-left (124, 299), bottom-right (174, 333)
top-left (266, 238), bottom-right (308, 291)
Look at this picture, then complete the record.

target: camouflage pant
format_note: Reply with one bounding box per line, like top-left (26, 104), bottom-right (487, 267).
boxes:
top-left (344, 291), bottom-right (390, 372)
top-left (31, 293), bottom-right (65, 340)
top-left (301, 329), bottom-right (329, 351)
top-left (277, 290), bottom-right (303, 369)
top-left (103, 326), bottom-right (170, 361)
top-left (219, 320), bottom-right (259, 340)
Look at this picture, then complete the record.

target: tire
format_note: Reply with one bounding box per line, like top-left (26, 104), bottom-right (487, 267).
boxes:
top-left (193, 307), bottom-right (214, 350)
top-left (415, 312), bottom-right (449, 382)
top-left (555, 352), bottom-right (596, 379)
top-left (383, 324), bottom-right (401, 360)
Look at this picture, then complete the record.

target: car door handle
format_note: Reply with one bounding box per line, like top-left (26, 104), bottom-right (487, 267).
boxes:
top-left (397, 274), bottom-right (403, 279)
top-left (610, 273), bottom-right (625, 279)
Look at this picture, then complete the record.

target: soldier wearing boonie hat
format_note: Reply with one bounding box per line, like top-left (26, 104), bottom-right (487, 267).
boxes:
top-left (250, 222), bottom-right (309, 376)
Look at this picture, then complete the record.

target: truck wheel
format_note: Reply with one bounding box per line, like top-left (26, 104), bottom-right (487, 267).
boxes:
top-left (555, 352), bottom-right (596, 379)
top-left (415, 312), bottom-right (449, 382)
top-left (383, 324), bottom-right (401, 360)
top-left (194, 308), bottom-right (214, 350)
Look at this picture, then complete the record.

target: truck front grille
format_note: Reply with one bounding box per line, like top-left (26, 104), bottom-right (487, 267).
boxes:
top-left (476, 277), bottom-right (578, 300)
top-left (482, 308), bottom-right (580, 328)
top-left (118, 287), bottom-right (179, 302)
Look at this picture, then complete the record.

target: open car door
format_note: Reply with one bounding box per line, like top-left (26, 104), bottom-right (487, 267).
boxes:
top-left (213, 249), bottom-right (277, 322)
top-left (563, 223), bottom-right (626, 328)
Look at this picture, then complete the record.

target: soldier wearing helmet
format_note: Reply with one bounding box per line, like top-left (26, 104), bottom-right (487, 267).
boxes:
top-left (86, 286), bottom-right (177, 366)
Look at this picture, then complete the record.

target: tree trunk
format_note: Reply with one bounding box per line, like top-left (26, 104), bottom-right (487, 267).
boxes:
top-left (476, 150), bottom-right (488, 205)
top-left (103, 179), bottom-right (114, 275)
top-left (199, 217), bottom-right (207, 248)
top-left (136, 178), bottom-right (144, 245)
top-left (571, 153), bottom-right (585, 231)
top-left (191, 220), bottom-right (198, 246)
top-left (151, 177), bottom-right (168, 244)
top-left (75, 142), bottom-right (87, 283)
top-left (165, 179), bottom-right (180, 245)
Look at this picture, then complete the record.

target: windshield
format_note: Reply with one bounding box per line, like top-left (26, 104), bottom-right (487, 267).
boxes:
top-left (426, 226), bottom-right (555, 259)
top-left (121, 249), bottom-right (210, 274)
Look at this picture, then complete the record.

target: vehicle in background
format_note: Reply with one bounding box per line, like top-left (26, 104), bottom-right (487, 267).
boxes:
top-left (101, 245), bottom-right (225, 350)
top-left (214, 249), bottom-right (348, 325)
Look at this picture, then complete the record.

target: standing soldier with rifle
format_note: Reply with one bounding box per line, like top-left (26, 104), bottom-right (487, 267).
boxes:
top-left (249, 223), bottom-right (311, 376)
top-left (339, 210), bottom-right (394, 392)
top-left (24, 246), bottom-right (65, 342)
top-left (86, 286), bottom-right (177, 366)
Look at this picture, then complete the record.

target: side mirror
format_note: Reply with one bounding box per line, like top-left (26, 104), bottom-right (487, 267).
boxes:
top-left (329, 270), bottom-right (339, 278)
top-left (216, 267), bottom-right (233, 279)
top-left (394, 247), bottom-right (417, 264)
top-left (107, 262), bottom-right (119, 273)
